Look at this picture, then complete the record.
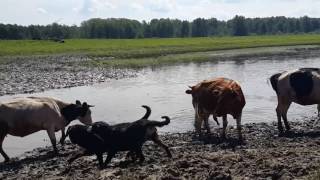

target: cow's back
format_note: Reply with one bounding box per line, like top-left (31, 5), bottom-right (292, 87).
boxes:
top-left (196, 78), bottom-right (245, 118)
top-left (277, 69), bottom-right (320, 105)
top-left (0, 98), bottom-right (63, 136)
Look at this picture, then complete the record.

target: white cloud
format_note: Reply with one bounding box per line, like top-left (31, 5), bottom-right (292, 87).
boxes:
top-left (131, 3), bottom-right (144, 11)
top-left (147, 0), bottom-right (176, 13)
top-left (36, 7), bottom-right (48, 14)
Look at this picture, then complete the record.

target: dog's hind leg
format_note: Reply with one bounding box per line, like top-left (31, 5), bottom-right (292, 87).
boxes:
top-left (151, 133), bottom-right (172, 158)
top-left (135, 148), bottom-right (145, 164)
top-left (126, 151), bottom-right (137, 162)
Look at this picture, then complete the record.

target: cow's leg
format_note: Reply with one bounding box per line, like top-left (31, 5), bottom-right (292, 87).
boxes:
top-left (276, 107), bottom-right (283, 133)
top-left (221, 115), bottom-right (228, 139)
top-left (203, 114), bottom-right (211, 134)
top-left (276, 98), bottom-right (291, 133)
top-left (213, 116), bottom-right (220, 126)
top-left (276, 100), bottom-right (285, 133)
top-left (236, 112), bottom-right (243, 141)
top-left (151, 133), bottom-right (172, 158)
top-left (59, 127), bottom-right (66, 145)
top-left (47, 128), bottom-right (58, 154)
top-left (194, 113), bottom-right (203, 135)
top-left (0, 126), bottom-right (9, 162)
top-left (313, 104), bottom-right (320, 126)
top-left (281, 102), bottom-right (292, 131)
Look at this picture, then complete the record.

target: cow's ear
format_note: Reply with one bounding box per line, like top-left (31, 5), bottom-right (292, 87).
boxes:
top-left (76, 100), bottom-right (81, 105)
top-left (186, 89), bottom-right (192, 94)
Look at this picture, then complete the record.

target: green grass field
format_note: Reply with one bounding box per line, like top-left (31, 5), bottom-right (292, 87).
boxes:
top-left (1, 34), bottom-right (320, 58)
top-left (1, 34), bottom-right (320, 68)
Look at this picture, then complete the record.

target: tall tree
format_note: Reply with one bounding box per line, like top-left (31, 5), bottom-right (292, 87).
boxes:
top-left (231, 15), bottom-right (248, 36)
top-left (181, 20), bottom-right (190, 37)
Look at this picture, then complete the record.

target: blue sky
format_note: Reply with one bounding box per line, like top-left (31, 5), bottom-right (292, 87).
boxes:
top-left (1, 0), bottom-right (320, 25)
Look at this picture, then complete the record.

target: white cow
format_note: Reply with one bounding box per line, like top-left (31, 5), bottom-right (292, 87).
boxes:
top-left (0, 96), bottom-right (93, 162)
top-left (270, 68), bottom-right (320, 134)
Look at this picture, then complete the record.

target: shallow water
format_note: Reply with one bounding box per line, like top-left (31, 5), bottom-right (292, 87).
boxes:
top-left (1, 56), bottom-right (319, 160)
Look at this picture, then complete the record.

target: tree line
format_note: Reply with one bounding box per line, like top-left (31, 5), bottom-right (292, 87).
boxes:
top-left (0, 16), bottom-right (320, 40)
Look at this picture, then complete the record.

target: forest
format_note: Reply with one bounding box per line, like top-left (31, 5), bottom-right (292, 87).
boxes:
top-left (0, 15), bottom-right (319, 39)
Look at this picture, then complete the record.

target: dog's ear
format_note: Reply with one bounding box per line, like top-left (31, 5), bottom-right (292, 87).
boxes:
top-left (82, 102), bottom-right (94, 107)
top-left (76, 100), bottom-right (81, 105)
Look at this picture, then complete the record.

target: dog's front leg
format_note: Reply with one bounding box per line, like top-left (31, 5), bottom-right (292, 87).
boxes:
top-left (96, 153), bottom-right (104, 169)
top-left (104, 151), bottom-right (116, 167)
top-left (126, 151), bottom-right (137, 162)
top-left (136, 148), bottom-right (145, 164)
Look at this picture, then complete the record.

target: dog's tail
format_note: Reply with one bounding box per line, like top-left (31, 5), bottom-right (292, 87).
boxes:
top-left (146, 116), bottom-right (170, 127)
top-left (140, 105), bottom-right (151, 119)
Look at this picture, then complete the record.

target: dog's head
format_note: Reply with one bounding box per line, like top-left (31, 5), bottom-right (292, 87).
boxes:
top-left (91, 121), bottom-right (112, 139)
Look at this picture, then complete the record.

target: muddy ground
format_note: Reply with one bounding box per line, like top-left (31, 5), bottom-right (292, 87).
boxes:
top-left (0, 55), bottom-right (137, 96)
top-left (1, 118), bottom-right (320, 179)
top-left (1, 46), bottom-right (320, 179)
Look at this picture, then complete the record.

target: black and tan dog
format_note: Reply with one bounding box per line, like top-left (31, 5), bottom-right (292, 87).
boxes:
top-left (67, 105), bottom-right (172, 168)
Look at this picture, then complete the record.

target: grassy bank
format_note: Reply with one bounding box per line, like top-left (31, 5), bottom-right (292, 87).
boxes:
top-left (1, 34), bottom-right (320, 68)
top-left (1, 34), bottom-right (320, 58)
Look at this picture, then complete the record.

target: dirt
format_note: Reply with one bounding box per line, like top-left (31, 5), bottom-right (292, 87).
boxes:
top-left (1, 46), bottom-right (320, 179)
top-left (0, 54), bottom-right (137, 96)
top-left (1, 118), bottom-right (320, 180)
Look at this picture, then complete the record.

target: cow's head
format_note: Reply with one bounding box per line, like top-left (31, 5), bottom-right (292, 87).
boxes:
top-left (61, 100), bottom-right (94, 125)
top-left (186, 85), bottom-right (207, 102)
top-left (186, 85), bottom-right (200, 105)
top-left (186, 85), bottom-right (205, 133)
top-left (76, 100), bottom-right (94, 125)
top-left (185, 86), bottom-right (195, 95)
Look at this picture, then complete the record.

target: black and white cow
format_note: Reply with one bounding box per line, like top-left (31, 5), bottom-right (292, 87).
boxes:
top-left (270, 68), bottom-right (320, 133)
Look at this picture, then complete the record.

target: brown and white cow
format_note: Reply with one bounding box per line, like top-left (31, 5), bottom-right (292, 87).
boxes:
top-left (186, 77), bottom-right (246, 140)
top-left (0, 96), bottom-right (93, 162)
top-left (270, 68), bottom-right (320, 134)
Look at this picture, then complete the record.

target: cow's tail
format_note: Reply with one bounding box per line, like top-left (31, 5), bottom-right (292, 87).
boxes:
top-left (140, 105), bottom-right (151, 119)
top-left (270, 73), bottom-right (282, 93)
top-left (146, 116), bottom-right (170, 127)
top-left (65, 126), bottom-right (72, 138)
